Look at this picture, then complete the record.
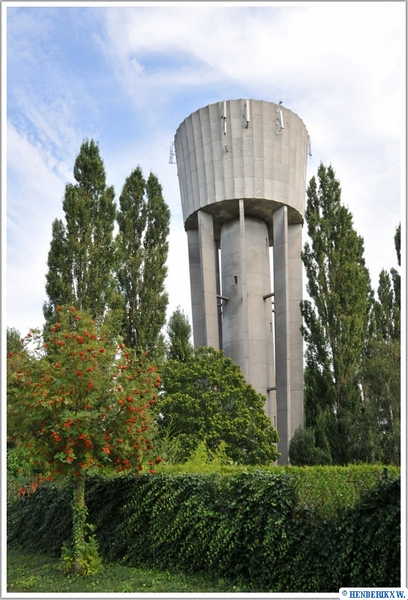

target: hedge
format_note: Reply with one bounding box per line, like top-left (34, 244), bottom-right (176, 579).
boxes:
top-left (7, 467), bottom-right (400, 592)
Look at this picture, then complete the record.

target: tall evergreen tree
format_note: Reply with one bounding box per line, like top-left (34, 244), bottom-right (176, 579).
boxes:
top-left (116, 168), bottom-right (170, 360)
top-left (43, 140), bottom-right (118, 324)
top-left (167, 306), bottom-right (193, 362)
top-left (301, 163), bottom-right (373, 464)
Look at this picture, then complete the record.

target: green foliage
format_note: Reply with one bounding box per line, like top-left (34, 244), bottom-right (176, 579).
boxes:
top-left (158, 441), bottom-right (235, 474)
top-left (166, 306), bottom-right (193, 362)
top-left (155, 347), bottom-right (279, 464)
top-left (340, 476), bottom-right (400, 587)
top-left (286, 464), bottom-right (399, 518)
top-left (8, 479), bottom-right (74, 556)
top-left (289, 426), bottom-right (332, 466)
top-left (301, 163), bottom-right (373, 465)
top-left (116, 167), bottom-right (170, 361)
top-left (7, 447), bottom-right (32, 478)
top-left (8, 467), bottom-right (400, 592)
top-left (43, 144), bottom-right (171, 358)
top-left (7, 327), bottom-right (23, 355)
top-left (359, 337), bottom-right (400, 464)
top-left (302, 164), bottom-right (400, 467)
top-left (6, 447), bottom-right (37, 502)
top-left (359, 224), bottom-right (401, 465)
top-left (43, 139), bottom-right (119, 326)
top-left (61, 529), bottom-right (102, 576)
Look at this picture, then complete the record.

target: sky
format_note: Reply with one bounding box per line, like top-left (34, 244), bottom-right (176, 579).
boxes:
top-left (3, 1), bottom-right (405, 342)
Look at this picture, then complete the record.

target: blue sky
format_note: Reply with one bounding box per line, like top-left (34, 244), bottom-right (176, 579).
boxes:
top-left (4, 2), bottom-right (405, 340)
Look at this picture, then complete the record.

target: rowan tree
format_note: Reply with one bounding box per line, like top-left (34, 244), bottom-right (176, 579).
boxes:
top-left (155, 347), bottom-right (279, 465)
top-left (300, 163), bottom-right (373, 465)
top-left (116, 168), bottom-right (170, 360)
top-left (7, 304), bottom-right (161, 574)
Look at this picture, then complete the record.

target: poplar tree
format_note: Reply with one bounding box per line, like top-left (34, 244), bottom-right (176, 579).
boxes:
top-left (43, 140), bottom-right (118, 325)
top-left (116, 168), bottom-right (170, 360)
top-left (167, 307), bottom-right (193, 362)
top-left (300, 163), bottom-right (372, 465)
top-left (359, 224), bottom-right (401, 464)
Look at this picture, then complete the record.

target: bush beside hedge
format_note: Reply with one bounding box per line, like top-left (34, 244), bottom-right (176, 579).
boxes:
top-left (7, 467), bottom-right (400, 592)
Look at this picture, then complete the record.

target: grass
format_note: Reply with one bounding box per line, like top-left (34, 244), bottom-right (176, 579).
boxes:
top-left (7, 549), bottom-right (246, 593)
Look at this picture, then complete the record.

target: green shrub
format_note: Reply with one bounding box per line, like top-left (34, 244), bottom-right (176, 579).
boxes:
top-left (60, 526), bottom-right (103, 576)
top-left (7, 480), bottom-right (74, 556)
top-left (287, 464), bottom-right (399, 517)
top-left (7, 467), bottom-right (400, 591)
top-left (341, 477), bottom-right (401, 587)
top-left (289, 426), bottom-right (332, 465)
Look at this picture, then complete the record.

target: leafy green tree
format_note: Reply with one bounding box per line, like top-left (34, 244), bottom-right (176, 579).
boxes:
top-left (7, 327), bottom-right (23, 355)
top-left (155, 347), bottom-right (279, 465)
top-left (288, 426), bottom-right (332, 466)
top-left (7, 327), bottom-right (24, 450)
top-left (359, 337), bottom-right (400, 464)
top-left (116, 167), bottom-right (170, 360)
top-left (166, 306), bottom-right (193, 362)
top-left (301, 163), bottom-right (373, 465)
top-left (359, 223), bottom-right (401, 465)
top-left (43, 140), bottom-right (119, 326)
top-left (7, 305), bottom-right (161, 574)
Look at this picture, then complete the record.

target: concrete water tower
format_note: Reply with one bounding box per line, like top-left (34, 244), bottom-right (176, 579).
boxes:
top-left (173, 99), bottom-right (309, 464)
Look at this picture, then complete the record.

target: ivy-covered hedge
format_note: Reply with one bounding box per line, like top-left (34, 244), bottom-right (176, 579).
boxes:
top-left (7, 467), bottom-right (400, 592)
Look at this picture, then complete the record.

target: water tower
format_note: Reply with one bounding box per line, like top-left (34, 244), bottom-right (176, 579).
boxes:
top-left (173, 99), bottom-right (309, 464)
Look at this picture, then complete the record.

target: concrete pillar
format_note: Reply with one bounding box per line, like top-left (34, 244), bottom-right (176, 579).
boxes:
top-left (273, 205), bottom-right (291, 464)
top-left (220, 216), bottom-right (247, 376)
top-left (187, 229), bottom-right (206, 348)
top-left (197, 210), bottom-right (219, 349)
top-left (288, 223), bottom-right (304, 436)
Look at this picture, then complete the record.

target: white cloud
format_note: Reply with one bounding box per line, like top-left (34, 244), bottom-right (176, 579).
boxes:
top-left (7, 122), bottom-right (68, 335)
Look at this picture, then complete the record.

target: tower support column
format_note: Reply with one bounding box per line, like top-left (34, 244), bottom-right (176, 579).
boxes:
top-left (188, 210), bottom-right (220, 349)
top-left (273, 206), bottom-right (291, 464)
top-left (187, 228), bottom-right (205, 347)
top-left (288, 223), bottom-right (304, 437)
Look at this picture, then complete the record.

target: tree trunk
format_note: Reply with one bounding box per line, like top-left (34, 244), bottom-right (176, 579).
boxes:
top-left (72, 472), bottom-right (87, 574)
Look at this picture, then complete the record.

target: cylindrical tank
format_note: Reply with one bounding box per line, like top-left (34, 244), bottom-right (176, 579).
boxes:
top-left (174, 99), bottom-right (308, 463)
top-left (175, 99), bottom-right (307, 231)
